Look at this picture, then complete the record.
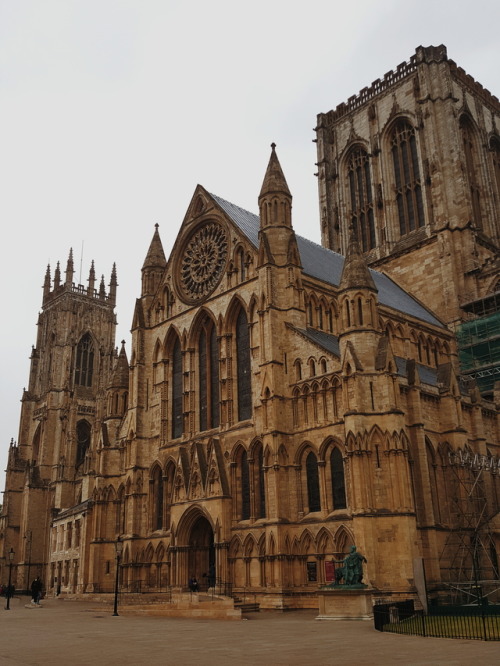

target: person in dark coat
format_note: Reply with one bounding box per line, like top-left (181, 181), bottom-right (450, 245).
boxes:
top-left (31, 576), bottom-right (43, 604)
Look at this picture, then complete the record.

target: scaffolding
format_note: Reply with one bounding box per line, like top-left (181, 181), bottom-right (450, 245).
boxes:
top-left (456, 311), bottom-right (500, 398)
top-left (439, 450), bottom-right (500, 605)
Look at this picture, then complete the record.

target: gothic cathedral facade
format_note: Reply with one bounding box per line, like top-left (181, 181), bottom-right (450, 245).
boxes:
top-left (1, 46), bottom-right (499, 609)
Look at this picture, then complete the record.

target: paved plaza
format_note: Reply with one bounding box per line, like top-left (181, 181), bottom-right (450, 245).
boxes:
top-left (0, 596), bottom-right (498, 666)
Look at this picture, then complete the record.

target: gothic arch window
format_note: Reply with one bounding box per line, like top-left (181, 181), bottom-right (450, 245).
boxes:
top-left (75, 333), bottom-right (95, 387)
top-left (151, 466), bottom-right (164, 531)
top-left (294, 359), bottom-right (302, 382)
top-left (306, 451), bottom-right (321, 512)
top-left (76, 420), bottom-right (91, 467)
top-left (346, 147), bottom-right (375, 251)
top-left (199, 320), bottom-right (220, 431)
top-left (391, 120), bottom-right (425, 236)
top-left (254, 443), bottom-right (266, 519)
top-left (240, 449), bottom-right (251, 520)
top-left (460, 115), bottom-right (482, 228)
top-left (489, 136), bottom-right (500, 209)
top-left (236, 247), bottom-right (246, 282)
top-left (171, 337), bottom-right (183, 438)
top-left (331, 448), bottom-right (347, 510)
top-left (236, 308), bottom-right (252, 421)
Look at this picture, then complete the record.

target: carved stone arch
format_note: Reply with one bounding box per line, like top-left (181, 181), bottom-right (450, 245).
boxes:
top-left (437, 441), bottom-right (452, 465)
top-left (339, 139), bottom-right (371, 167)
top-left (248, 294), bottom-right (258, 323)
top-left (368, 424), bottom-right (387, 452)
top-left (223, 293), bottom-right (249, 332)
top-left (293, 358), bottom-right (302, 382)
top-left (187, 307), bottom-right (218, 347)
top-left (319, 436), bottom-right (344, 462)
top-left (243, 533), bottom-right (257, 557)
top-left (155, 542), bottom-right (165, 563)
top-left (291, 536), bottom-right (301, 557)
top-left (107, 485), bottom-right (117, 502)
top-left (282, 534), bottom-right (291, 556)
top-left (295, 440), bottom-right (315, 466)
top-left (230, 439), bottom-right (247, 463)
top-left (333, 525), bottom-right (354, 553)
top-left (145, 542), bottom-right (154, 563)
top-left (316, 527), bottom-right (334, 554)
top-left (229, 535), bottom-right (243, 558)
top-left (345, 431), bottom-right (357, 453)
top-left (300, 529), bottom-right (315, 555)
top-left (308, 357), bottom-right (317, 378)
top-left (277, 444), bottom-right (288, 465)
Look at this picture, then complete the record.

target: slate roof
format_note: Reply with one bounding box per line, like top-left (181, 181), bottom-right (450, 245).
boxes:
top-left (298, 328), bottom-right (341, 357)
top-left (211, 193), bottom-right (444, 328)
top-left (395, 357), bottom-right (438, 386)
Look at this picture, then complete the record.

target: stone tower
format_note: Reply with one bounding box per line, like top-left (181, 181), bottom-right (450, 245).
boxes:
top-left (0, 252), bottom-right (118, 589)
top-left (315, 44), bottom-right (500, 396)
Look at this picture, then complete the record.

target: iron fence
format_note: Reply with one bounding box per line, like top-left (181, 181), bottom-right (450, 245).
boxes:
top-left (373, 600), bottom-right (500, 641)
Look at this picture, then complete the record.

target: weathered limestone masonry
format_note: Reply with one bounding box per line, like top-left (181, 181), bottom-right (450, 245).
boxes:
top-left (315, 44), bottom-right (500, 327)
top-left (1, 46), bottom-right (499, 611)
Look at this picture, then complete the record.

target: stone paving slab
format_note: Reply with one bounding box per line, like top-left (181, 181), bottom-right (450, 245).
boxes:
top-left (0, 596), bottom-right (498, 666)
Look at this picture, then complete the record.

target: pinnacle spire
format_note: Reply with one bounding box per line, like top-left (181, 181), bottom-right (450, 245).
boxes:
top-left (65, 248), bottom-right (74, 286)
top-left (259, 143), bottom-right (291, 200)
top-left (339, 225), bottom-right (377, 292)
top-left (142, 223), bottom-right (167, 271)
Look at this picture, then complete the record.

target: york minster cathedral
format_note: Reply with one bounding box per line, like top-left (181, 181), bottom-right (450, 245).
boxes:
top-left (1, 45), bottom-right (499, 609)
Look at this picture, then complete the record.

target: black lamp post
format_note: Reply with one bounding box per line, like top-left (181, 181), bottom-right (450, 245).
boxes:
top-left (5, 548), bottom-right (14, 610)
top-left (112, 537), bottom-right (123, 616)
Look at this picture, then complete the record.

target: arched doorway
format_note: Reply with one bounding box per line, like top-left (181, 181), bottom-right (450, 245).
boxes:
top-left (188, 515), bottom-right (215, 584)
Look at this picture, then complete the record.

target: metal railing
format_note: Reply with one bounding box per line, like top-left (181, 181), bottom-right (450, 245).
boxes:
top-left (374, 601), bottom-right (500, 641)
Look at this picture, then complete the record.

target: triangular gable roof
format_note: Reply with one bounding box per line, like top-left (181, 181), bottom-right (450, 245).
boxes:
top-left (210, 192), bottom-right (444, 328)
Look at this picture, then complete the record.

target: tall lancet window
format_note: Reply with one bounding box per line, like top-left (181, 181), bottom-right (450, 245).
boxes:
top-left (172, 337), bottom-right (183, 438)
top-left (331, 447), bottom-right (347, 510)
top-left (306, 451), bottom-right (321, 512)
top-left (391, 120), bottom-right (425, 236)
top-left (460, 116), bottom-right (482, 228)
top-left (347, 147), bottom-right (375, 251)
top-left (236, 308), bottom-right (251, 421)
top-left (75, 333), bottom-right (94, 387)
top-left (76, 420), bottom-right (91, 467)
top-left (199, 321), bottom-right (220, 431)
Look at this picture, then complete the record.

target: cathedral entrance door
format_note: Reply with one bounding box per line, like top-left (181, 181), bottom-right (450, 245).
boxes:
top-left (188, 515), bottom-right (214, 587)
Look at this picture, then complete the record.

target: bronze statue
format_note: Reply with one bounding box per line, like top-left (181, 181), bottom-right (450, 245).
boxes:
top-left (334, 545), bottom-right (367, 586)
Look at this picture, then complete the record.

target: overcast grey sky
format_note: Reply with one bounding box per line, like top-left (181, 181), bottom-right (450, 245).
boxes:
top-left (1, 0), bottom-right (499, 491)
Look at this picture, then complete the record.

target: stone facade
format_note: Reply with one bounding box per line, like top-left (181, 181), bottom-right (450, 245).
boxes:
top-left (1, 48), bottom-right (499, 610)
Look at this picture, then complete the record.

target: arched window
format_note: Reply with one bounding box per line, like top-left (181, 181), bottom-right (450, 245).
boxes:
top-left (236, 308), bottom-right (251, 421)
top-left (490, 137), bottom-right (500, 201)
top-left (241, 450), bottom-right (251, 520)
top-left (172, 338), bottom-right (183, 438)
top-left (254, 444), bottom-right (266, 519)
top-left (306, 451), bottom-right (321, 512)
top-left (460, 115), bottom-right (482, 228)
top-left (347, 147), bottom-right (375, 251)
top-left (75, 333), bottom-right (94, 387)
top-left (237, 248), bottom-right (246, 282)
top-left (331, 448), bottom-right (347, 510)
top-left (391, 120), bottom-right (425, 236)
top-left (76, 420), bottom-right (91, 467)
top-left (199, 321), bottom-right (220, 431)
top-left (152, 466), bottom-right (163, 531)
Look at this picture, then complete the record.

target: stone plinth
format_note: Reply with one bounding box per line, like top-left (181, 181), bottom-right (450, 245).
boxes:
top-left (316, 587), bottom-right (373, 621)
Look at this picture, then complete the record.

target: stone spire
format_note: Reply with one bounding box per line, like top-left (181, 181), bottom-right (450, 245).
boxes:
top-left (142, 223), bottom-right (167, 270)
top-left (43, 264), bottom-right (51, 301)
top-left (259, 143), bottom-right (292, 201)
top-left (87, 260), bottom-right (96, 297)
top-left (142, 224), bottom-right (167, 298)
top-left (109, 262), bottom-right (117, 306)
top-left (339, 225), bottom-right (377, 293)
top-left (109, 340), bottom-right (129, 389)
top-left (65, 248), bottom-right (74, 287)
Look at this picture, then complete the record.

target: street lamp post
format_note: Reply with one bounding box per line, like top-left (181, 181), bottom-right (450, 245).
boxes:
top-left (112, 537), bottom-right (123, 616)
top-left (5, 548), bottom-right (14, 611)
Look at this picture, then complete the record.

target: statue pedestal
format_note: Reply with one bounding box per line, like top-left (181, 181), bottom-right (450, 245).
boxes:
top-left (316, 587), bottom-right (373, 621)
